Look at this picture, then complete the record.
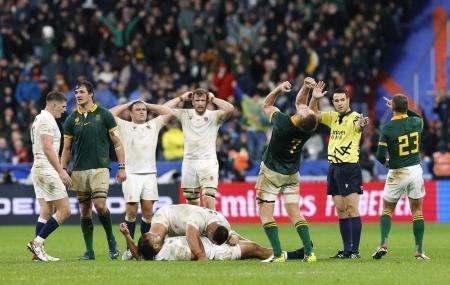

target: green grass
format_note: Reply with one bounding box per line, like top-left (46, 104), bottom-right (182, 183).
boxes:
top-left (1, 223), bottom-right (449, 285)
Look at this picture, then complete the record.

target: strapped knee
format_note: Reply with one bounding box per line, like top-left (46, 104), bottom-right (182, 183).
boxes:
top-left (202, 187), bottom-right (217, 199)
top-left (183, 189), bottom-right (200, 203)
top-left (92, 190), bottom-right (108, 200)
top-left (77, 193), bottom-right (92, 204)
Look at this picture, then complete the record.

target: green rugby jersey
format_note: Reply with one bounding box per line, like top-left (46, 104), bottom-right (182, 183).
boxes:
top-left (262, 111), bottom-right (312, 175)
top-left (377, 110), bottom-right (423, 169)
top-left (63, 104), bottom-right (118, 171)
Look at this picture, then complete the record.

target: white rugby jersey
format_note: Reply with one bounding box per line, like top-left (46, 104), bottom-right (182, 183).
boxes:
top-left (173, 109), bottom-right (220, 160)
top-left (116, 116), bottom-right (164, 174)
top-left (160, 204), bottom-right (231, 237)
top-left (155, 236), bottom-right (214, 261)
top-left (31, 110), bottom-right (60, 169)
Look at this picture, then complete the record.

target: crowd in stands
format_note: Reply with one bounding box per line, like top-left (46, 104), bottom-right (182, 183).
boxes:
top-left (0, 0), bottom-right (448, 181)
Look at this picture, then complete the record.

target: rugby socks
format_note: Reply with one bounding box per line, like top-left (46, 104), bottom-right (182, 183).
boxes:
top-left (339, 218), bottom-right (352, 252)
top-left (35, 217), bottom-right (47, 236)
top-left (98, 209), bottom-right (115, 242)
top-left (413, 215), bottom-right (425, 253)
top-left (295, 220), bottom-right (313, 255)
top-left (350, 216), bottom-right (362, 253)
top-left (141, 217), bottom-right (151, 235)
top-left (125, 217), bottom-right (136, 241)
top-left (380, 211), bottom-right (392, 246)
top-left (81, 217), bottom-right (94, 251)
top-left (36, 215), bottom-right (60, 240)
top-left (263, 222), bottom-right (282, 257)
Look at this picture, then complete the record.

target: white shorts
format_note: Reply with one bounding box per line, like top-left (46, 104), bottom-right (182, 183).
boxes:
top-left (384, 164), bottom-right (426, 203)
top-left (122, 173), bottom-right (159, 203)
top-left (31, 167), bottom-right (68, 202)
top-left (212, 243), bottom-right (242, 260)
top-left (181, 159), bottom-right (219, 189)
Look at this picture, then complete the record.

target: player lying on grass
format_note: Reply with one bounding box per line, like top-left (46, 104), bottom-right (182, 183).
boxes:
top-left (119, 223), bottom-right (308, 261)
top-left (141, 204), bottom-right (238, 260)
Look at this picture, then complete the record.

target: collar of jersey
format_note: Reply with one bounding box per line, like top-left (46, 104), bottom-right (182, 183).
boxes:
top-left (290, 116), bottom-right (299, 128)
top-left (391, 114), bottom-right (408, 120)
top-left (77, 104), bottom-right (98, 114)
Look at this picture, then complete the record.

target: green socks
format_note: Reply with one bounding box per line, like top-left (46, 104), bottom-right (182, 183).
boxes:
top-left (263, 222), bottom-right (282, 257)
top-left (98, 209), bottom-right (115, 241)
top-left (413, 215), bottom-right (425, 253)
top-left (80, 217), bottom-right (94, 251)
top-left (380, 212), bottom-right (392, 246)
top-left (295, 220), bottom-right (312, 255)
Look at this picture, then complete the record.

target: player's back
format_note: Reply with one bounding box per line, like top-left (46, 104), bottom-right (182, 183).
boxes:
top-left (381, 115), bottom-right (422, 169)
top-left (31, 111), bottom-right (60, 168)
top-left (155, 236), bottom-right (214, 261)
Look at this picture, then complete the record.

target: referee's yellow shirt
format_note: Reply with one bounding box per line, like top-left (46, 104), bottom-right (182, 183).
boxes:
top-left (321, 111), bottom-right (362, 164)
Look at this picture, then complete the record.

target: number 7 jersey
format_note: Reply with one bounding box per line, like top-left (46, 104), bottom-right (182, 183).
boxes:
top-left (378, 114), bottom-right (423, 169)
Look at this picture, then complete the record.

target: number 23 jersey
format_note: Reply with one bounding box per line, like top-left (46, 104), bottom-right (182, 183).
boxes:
top-left (378, 114), bottom-right (422, 169)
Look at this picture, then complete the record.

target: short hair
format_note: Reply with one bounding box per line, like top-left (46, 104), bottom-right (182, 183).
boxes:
top-left (212, 225), bottom-right (229, 245)
top-left (192, 88), bottom-right (209, 99)
top-left (138, 236), bottom-right (157, 260)
top-left (392, 94), bottom-right (408, 113)
top-left (128, 100), bottom-right (146, 111)
top-left (332, 88), bottom-right (349, 99)
top-left (75, 79), bottom-right (95, 96)
top-left (298, 113), bottom-right (318, 133)
top-left (46, 91), bottom-right (66, 103)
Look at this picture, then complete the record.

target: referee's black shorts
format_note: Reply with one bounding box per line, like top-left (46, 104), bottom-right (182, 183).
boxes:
top-left (327, 163), bottom-right (363, 196)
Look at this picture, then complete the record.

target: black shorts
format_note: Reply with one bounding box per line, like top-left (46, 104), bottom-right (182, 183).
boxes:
top-left (327, 163), bottom-right (363, 196)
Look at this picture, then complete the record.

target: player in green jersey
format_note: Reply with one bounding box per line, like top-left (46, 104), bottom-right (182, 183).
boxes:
top-left (372, 94), bottom-right (430, 260)
top-left (62, 80), bottom-right (127, 260)
top-left (256, 78), bottom-right (318, 263)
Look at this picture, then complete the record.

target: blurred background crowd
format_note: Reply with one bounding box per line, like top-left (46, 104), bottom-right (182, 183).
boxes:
top-left (0, 0), bottom-right (448, 181)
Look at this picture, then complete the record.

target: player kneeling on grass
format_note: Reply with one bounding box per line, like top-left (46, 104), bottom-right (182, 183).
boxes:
top-left (372, 95), bottom-right (430, 260)
top-left (119, 223), bottom-right (309, 261)
top-left (27, 91), bottom-right (72, 262)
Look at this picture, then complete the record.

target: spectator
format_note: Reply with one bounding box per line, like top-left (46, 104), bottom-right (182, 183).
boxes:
top-left (0, 136), bottom-right (13, 163)
top-left (161, 120), bottom-right (184, 161)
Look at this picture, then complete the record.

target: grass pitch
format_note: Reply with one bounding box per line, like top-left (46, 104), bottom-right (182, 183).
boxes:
top-left (1, 223), bottom-right (449, 285)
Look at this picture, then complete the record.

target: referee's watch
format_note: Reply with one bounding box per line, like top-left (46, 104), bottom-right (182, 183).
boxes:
top-left (118, 163), bottom-right (126, 170)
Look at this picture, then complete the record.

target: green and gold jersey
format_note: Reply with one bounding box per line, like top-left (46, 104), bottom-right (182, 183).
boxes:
top-left (262, 111), bottom-right (312, 175)
top-left (321, 111), bottom-right (362, 164)
top-left (63, 104), bottom-right (117, 171)
top-left (378, 113), bottom-right (422, 169)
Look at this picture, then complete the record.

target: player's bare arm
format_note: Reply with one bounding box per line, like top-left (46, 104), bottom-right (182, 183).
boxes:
top-left (119, 223), bottom-right (142, 260)
top-left (208, 92), bottom-right (234, 122)
top-left (295, 77), bottom-right (316, 109)
top-left (109, 130), bottom-right (127, 182)
top-left (109, 101), bottom-right (132, 117)
top-left (309, 81), bottom-right (327, 122)
top-left (163, 91), bottom-right (192, 108)
top-left (41, 134), bottom-right (71, 188)
top-left (186, 224), bottom-right (207, 260)
top-left (61, 137), bottom-right (72, 172)
top-left (262, 81), bottom-right (292, 120)
top-left (145, 102), bottom-right (174, 124)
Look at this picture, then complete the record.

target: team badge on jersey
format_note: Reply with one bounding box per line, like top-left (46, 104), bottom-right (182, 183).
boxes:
top-left (204, 117), bottom-right (209, 122)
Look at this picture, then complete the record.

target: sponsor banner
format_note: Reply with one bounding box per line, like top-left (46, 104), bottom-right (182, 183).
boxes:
top-left (0, 184), bottom-right (179, 225)
top-left (179, 182), bottom-right (437, 223)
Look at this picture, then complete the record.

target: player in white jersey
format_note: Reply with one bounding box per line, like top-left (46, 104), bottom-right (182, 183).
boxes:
top-left (137, 204), bottom-right (239, 260)
top-left (164, 89), bottom-right (234, 209)
top-left (27, 91), bottom-right (72, 262)
top-left (119, 223), bottom-right (309, 261)
top-left (110, 100), bottom-right (173, 260)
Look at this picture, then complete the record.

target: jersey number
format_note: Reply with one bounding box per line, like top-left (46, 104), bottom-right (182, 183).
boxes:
top-left (398, 132), bottom-right (419, 156)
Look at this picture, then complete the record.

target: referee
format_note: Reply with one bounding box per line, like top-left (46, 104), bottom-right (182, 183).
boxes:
top-left (310, 83), bottom-right (369, 259)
